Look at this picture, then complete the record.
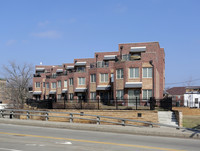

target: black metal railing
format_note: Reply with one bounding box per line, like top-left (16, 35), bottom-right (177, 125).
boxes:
top-left (26, 97), bottom-right (176, 110)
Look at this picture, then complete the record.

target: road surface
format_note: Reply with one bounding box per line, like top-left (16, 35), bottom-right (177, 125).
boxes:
top-left (0, 123), bottom-right (199, 151)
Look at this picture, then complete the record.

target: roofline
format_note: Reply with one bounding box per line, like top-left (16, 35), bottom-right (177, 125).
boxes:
top-left (119, 41), bottom-right (160, 45)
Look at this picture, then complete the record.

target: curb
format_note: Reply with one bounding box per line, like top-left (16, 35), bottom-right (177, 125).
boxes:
top-left (0, 118), bottom-right (199, 139)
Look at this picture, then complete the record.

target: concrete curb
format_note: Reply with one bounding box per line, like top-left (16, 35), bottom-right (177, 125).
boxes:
top-left (0, 118), bottom-right (199, 139)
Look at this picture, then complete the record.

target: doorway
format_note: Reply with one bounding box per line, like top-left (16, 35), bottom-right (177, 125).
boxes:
top-left (128, 90), bottom-right (140, 106)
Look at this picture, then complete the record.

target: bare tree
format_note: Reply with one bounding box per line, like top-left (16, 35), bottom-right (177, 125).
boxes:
top-left (2, 61), bottom-right (33, 108)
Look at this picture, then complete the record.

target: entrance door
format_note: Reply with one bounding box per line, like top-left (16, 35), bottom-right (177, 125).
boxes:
top-left (100, 92), bottom-right (109, 105)
top-left (128, 90), bottom-right (140, 106)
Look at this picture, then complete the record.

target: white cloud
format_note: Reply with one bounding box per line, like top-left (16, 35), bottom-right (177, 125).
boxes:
top-left (38, 21), bottom-right (49, 27)
top-left (6, 40), bottom-right (17, 46)
top-left (31, 31), bottom-right (61, 39)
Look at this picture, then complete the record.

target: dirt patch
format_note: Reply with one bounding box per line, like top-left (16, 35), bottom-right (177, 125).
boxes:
top-left (173, 107), bottom-right (200, 116)
top-left (183, 115), bottom-right (200, 129)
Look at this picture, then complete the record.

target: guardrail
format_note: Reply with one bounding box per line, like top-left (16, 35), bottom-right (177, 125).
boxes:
top-left (0, 109), bottom-right (182, 129)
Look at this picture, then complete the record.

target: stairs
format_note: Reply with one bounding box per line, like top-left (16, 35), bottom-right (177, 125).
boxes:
top-left (158, 111), bottom-right (178, 126)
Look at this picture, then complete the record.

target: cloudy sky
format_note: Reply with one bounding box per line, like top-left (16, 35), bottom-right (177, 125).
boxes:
top-left (0, 0), bottom-right (200, 87)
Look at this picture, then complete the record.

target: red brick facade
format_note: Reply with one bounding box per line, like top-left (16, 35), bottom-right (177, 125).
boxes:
top-left (32, 42), bottom-right (165, 104)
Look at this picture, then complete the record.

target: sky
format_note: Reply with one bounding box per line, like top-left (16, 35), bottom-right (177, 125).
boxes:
top-left (0, 0), bottom-right (200, 88)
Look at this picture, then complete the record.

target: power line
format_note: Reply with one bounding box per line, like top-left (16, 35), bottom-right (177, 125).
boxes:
top-left (165, 78), bottom-right (200, 85)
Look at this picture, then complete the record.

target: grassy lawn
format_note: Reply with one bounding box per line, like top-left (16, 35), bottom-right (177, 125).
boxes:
top-left (183, 115), bottom-right (200, 129)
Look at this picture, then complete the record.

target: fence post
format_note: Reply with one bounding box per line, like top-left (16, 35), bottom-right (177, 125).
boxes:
top-left (136, 97), bottom-right (138, 110)
top-left (122, 120), bottom-right (125, 126)
top-left (97, 98), bottom-right (100, 110)
top-left (10, 110), bottom-right (13, 119)
top-left (96, 116), bottom-right (100, 125)
top-left (26, 111), bottom-right (29, 120)
top-left (45, 112), bottom-right (49, 121)
top-left (70, 113), bottom-right (73, 123)
top-left (0, 110), bottom-right (4, 118)
top-left (81, 99), bottom-right (83, 109)
top-left (115, 98), bottom-right (118, 110)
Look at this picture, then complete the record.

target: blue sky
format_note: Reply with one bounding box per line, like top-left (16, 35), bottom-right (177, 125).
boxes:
top-left (0, 0), bottom-right (200, 87)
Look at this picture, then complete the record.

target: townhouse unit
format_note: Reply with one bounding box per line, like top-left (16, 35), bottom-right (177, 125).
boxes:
top-left (32, 42), bottom-right (165, 106)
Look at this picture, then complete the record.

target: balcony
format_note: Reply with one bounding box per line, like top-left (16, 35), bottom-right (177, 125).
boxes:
top-left (90, 61), bottom-right (109, 69)
top-left (122, 53), bottom-right (141, 61)
top-left (33, 74), bottom-right (41, 77)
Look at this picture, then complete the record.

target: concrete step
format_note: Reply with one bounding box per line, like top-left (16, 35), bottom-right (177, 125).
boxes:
top-left (158, 111), bottom-right (178, 127)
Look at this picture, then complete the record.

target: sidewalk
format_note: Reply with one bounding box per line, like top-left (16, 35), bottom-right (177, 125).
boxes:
top-left (0, 118), bottom-right (199, 139)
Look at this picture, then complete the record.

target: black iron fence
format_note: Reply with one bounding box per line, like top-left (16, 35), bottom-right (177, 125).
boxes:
top-left (26, 97), bottom-right (178, 110)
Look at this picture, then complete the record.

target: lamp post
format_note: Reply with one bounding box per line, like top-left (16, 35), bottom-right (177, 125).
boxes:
top-left (149, 60), bottom-right (154, 98)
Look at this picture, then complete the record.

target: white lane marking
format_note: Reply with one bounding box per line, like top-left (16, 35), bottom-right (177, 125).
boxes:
top-left (25, 144), bottom-right (45, 147)
top-left (55, 141), bottom-right (72, 145)
top-left (25, 144), bottom-right (36, 146)
top-left (0, 148), bottom-right (22, 151)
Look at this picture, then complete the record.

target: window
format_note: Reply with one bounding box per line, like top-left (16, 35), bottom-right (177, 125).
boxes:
top-left (97, 61), bottom-right (109, 68)
top-left (43, 82), bottom-right (45, 88)
top-left (100, 73), bottom-right (109, 83)
top-left (116, 90), bottom-right (124, 99)
top-left (64, 80), bottom-right (67, 88)
top-left (143, 90), bottom-right (152, 100)
top-left (116, 69), bottom-right (123, 79)
top-left (46, 83), bottom-right (49, 89)
top-left (90, 74), bottom-right (96, 83)
top-left (122, 54), bottom-right (130, 61)
top-left (195, 98), bottom-right (198, 104)
top-left (76, 67), bottom-right (85, 72)
top-left (143, 68), bottom-right (152, 78)
top-left (78, 77), bottom-right (85, 85)
top-left (90, 92), bottom-right (96, 100)
top-left (57, 80), bottom-right (61, 88)
top-left (69, 93), bottom-right (73, 100)
top-left (35, 82), bottom-right (40, 88)
top-left (57, 94), bottom-right (61, 100)
top-left (69, 78), bottom-right (73, 86)
top-left (111, 73), bottom-right (114, 82)
top-left (51, 82), bottom-right (56, 89)
top-left (129, 68), bottom-right (139, 78)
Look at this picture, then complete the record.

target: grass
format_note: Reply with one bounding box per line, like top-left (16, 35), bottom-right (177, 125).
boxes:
top-left (183, 115), bottom-right (200, 129)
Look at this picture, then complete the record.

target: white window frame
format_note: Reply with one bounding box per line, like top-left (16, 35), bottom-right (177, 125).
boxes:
top-left (64, 80), bottom-right (67, 88)
top-left (46, 83), bottom-right (49, 89)
top-left (142, 89), bottom-right (152, 100)
top-left (78, 77), bottom-right (85, 85)
top-left (90, 74), bottom-right (96, 83)
top-left (69, 78), bottom-right (73, 86)
top-left (129, 68), bottom-right (139, 78)
top-left (57, 80), bottom-right (61, 88)
top-left (142, 67), bottom-right (152, 78)
top-left (35, 82), bottom-right (40, 88)
top-left (116, 69), bottom-right (123, 79)
top-left (90, 92), bottom-right (96, 100)
top-left (116, 90), bottom-right (124, 100)
top-left (57, 94), bottom-right (61, 100)
top-left (51, 82), bottom-right (56, 89)
top-left (69, 93), bottom-right (73, 100)
top-left (100, 73), bottom-right (109, 83)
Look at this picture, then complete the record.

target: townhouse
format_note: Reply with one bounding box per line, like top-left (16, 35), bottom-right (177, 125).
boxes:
top-left (32, 42), bottom-right (165, 106)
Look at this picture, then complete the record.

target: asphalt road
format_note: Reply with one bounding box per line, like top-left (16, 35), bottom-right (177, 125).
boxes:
top-left (0, 124), bottom-right (199, 151)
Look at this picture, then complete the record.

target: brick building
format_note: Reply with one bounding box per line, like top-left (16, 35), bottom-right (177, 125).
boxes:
top-left (0, 79), bottom-right (6, 103)
top-left (32, 42), bottom-right (165, 106)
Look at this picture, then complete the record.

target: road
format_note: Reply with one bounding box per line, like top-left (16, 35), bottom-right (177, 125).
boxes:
top-left (0, 124), bottom-right (199, 151)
